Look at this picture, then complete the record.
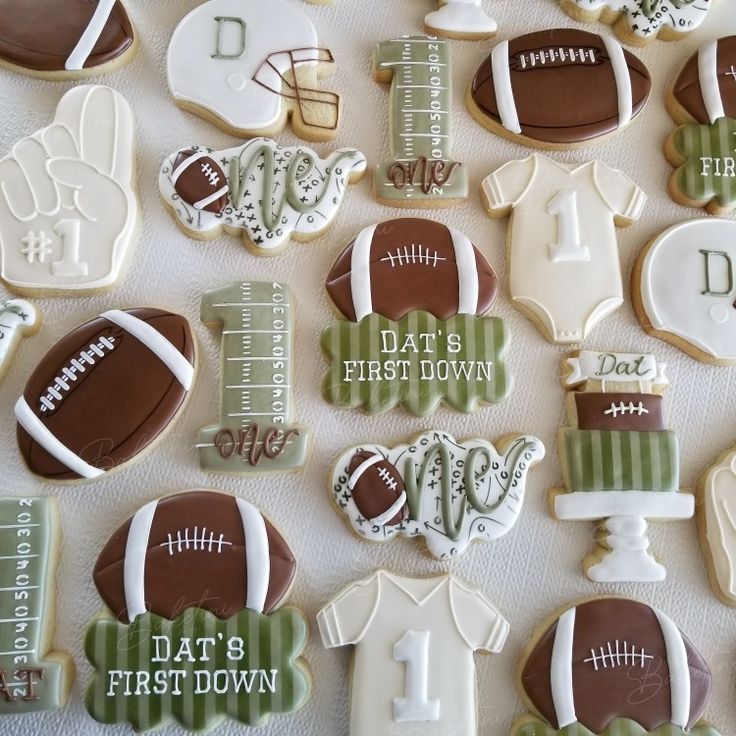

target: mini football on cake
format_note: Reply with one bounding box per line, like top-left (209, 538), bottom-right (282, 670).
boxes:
top-left (518, 598), bottom-right (714, 734)
top-left (93, 491), bottom-right (297, 623)
top-left (170, 149), bottom-right (229, 215)
top-left (15, 308), bottom-right (195, 482)
top-left (467, 29), bottom-right (651, 149)
top-left (346, 451), bottom-right (408, 527)
top-left (325, 218), bottom-right (498, 321)
top-left (669, 36), bottom-right (736, 125)
top-left (0, 0), bottom-right (136, 78)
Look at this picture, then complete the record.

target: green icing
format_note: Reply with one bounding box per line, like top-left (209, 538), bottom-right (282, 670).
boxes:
top-left (700, 249), bottom-right (734, 296)
top-left (563, 429), bottom-right (679, 492)
top-left (641, 0), bottom-right (698, 17)
top-left (211, 17), bottom-right (246, 60)
top-left (373, 36), bottom-right (467, 203)
top-left (514, 716), bottom-right (721, 736)
top-left (321, 311), bottom-right (509, 416)
top-left (0, 497), bottom-right (73, 713)
top-left (198, 282), bottom-right (309, 474)
top-left (85, 607), bottom-right (310, 731)
top-left (673, 117), bottom-right (736, 209)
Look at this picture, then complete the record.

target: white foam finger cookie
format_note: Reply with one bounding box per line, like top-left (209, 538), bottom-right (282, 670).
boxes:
top-left (168, 0), bottom-right (341, 141)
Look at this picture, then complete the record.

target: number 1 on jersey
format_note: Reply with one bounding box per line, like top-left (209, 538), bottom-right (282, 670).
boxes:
top-left (547, 189), bottom-right (590, 263)
top-left (392, 630), bottom-right (440, 722)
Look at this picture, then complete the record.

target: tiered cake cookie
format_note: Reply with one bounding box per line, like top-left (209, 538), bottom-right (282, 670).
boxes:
top-left (86, 491), bottom-right (310, 731)
top-left (321, 218), bottom-right (510, 415)
top-left (551, 350), bottom-right (694, 582)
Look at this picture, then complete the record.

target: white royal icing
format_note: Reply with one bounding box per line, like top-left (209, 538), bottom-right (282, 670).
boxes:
top-left (14, 396), bottom-right (104, 479)
top-left (565, 351), bottom-right (668, 387)
top-left (491, 41), bottom-right (521, 135)
top-left (483, 154), bottom-right (645, 343)
top-left (100, 310), bottom-right (194, 390)
top-left (638, 218), bottom-right (736, 363)
top-left (168, 0), bottom-right (331, 135)
top-left (424, 0), bottom-right (497, 37)
top-left (317, 571), bottom-right (508, 736)
top-left (159, 139), bottom-right (366, 255)
top-left (699, 39), bottom-right (726, 124)
top-left (652, 608), bottom-right (690, 728)
top-left (65, 0), bottom-right (118, 71)
top-left (0, 86), bottom-right (137, 294)
top-left (602, 35), bottom-right (632, 127)
top-left (566, 0), bottom-right (712, 39)
top-left (0, 298), bottom-right (37, 379)
top-left (550, 607), bottom-right (577, 728)
top-left (235, 498), bottom-right (270, 614)
top-left (123, 499), bottom-right (158, 622)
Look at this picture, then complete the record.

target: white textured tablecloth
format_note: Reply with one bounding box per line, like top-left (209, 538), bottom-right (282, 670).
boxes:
top-left (1, 0), bottom-right (736, 734)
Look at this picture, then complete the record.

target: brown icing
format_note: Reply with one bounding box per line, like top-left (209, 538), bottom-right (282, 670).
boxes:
top-left (16, 308), bottom-right (194, 481)
top-left (673, 35), bottom-right (736, 124)
top-left (521, 598), bottom-right (712, 732)
top-left (172, 149), bottom-right (229, 215)
top-left (470, 29), bottom-right (651, 145)
top-left (0, 0), bottom-right (134, 73)
top-left (325, 218), bottom-right (498, 322)
top-left (348, 451), bottom-right (407, 526)
top-left (575, 392), bottom-right (665, 431)
top-left (93, 491), bottom-right (296, 623)
top-left (387, 158), bottom-right (461, 195)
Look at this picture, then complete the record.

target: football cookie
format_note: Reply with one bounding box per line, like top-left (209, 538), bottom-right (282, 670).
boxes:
top-left (560, 0), bottom-right (715, 46)
top-left (424, 0), bottom-right (497, 39)
top-left (633, 218), bottom-right (736, 365)
top-left (482, 154), bottom-right (645, 344)
top-left (168, 0), bottom-right (341, 141)
top-left (197, 282), bottom-right (310, 474)
top-left (159, 139), bottom-right (365, 256)
top-left (0, 298), bottom-right (39, 383)
top-left (318, 571), bottom-right (509, 736)
top-left (698, 445), bottom-right (736, 607)
top-left (0, 498), bottom-right (74, 713)
top-left (551, 350), bottom-right (694, 582)
top-left (15, 307), bottom-right (195, 482)
top-left (331, 430), bottom-right (544, 559)
top-left (321, 218), bottom-right (510, 416)
top-left (0, 0), bottom-right (136, 78)
top-left (665, 37), bottom-right (736, 215)
top-left (467, 29), bottom-right (651, 149)
top-left (86, 491), bottom-right (310, 732)
top-left (0, 86), bottom-right (138, 296)
top-left (514, 598), bottom-right (720, 735)
top-left (373, 36), bottom-right (467, 207)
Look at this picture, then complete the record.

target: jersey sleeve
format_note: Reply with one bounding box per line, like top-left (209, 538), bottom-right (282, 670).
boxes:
top-left (594, 161), bottom-right (646, 222)
top-left (481, 157), bottom-right (535, 212)
top-left (317, 574), bottom-right (380, 649)
top-left (450, 578), bottom-right (510, 653)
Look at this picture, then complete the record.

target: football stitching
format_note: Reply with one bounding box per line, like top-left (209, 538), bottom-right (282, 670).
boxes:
top-left (512, 46), bottom-right (602, 70)
top-left (603, 401), bottom-right (650, 418)
top-left (39, 335), bottom-right (117, 413)
top-left (380, 244), bottom-right (447, 267)
top-left (583, 640), bottom-right (655, 671)
top-left (377, 466), bottom-right (399, 492)
top-left (159, 527), bottom-right (232, 555)
top-left (200, 161), bottom-right (221, 188)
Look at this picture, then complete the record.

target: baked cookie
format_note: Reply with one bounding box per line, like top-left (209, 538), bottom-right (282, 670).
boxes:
top-left (0, 86), bottom-right (138, 296)
top-left (321, 218), bottom-right (510, 415)
top-left (15, 308), bottom-right (195, 482)
top-left (560, 0), bottom-right (715, 46)
top-left (551, 350), bottom-right (694, 582)
top-left (318, 570), bottom-right (509, 736)
top-left (698, 445), bottom-right (736, 607)
top-left (0, 0), bottom-right (136, 78)
top-left (168, 0), bottom-right (341, 141)
top-left (159, 140), bottom-right (365, 256)
top-left (514, 597), bottom-right (721, 735)
top-left (373, 36), bottom-right (467, 207)
top-left (467, 29), bottom-right (651, 149)
top-left (0, 298), bottom-right (39, 383)
top-left (197, 282), bottom-right (310, 474)
top-left (665, 36), bottom-right (736, 215)
top-left (331, 430), bottom-right (544, 559)
top-left (482, 154), bottom-right (645, 344)
top-left (424, 0), bottom-right (497, 39)
top-left (86, 490), bottom-right (310, 731)
top-left (0, 497), bottom-right (74, 713)
top-left (633, 218), bottom-right (736, 365)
